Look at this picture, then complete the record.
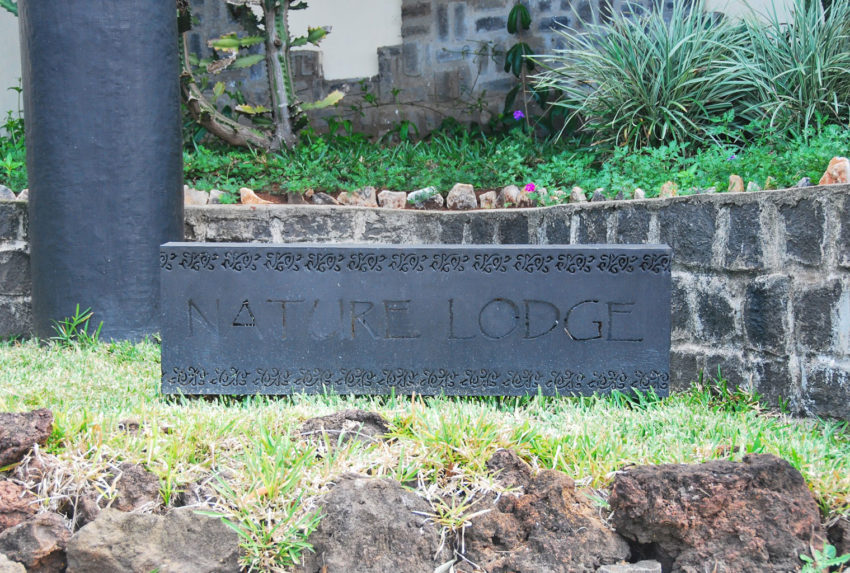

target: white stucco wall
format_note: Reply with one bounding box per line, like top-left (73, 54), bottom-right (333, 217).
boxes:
top-left (289, 0), bottom-right (402, 81)
top-left (0, 9), bottom-right (22, 124)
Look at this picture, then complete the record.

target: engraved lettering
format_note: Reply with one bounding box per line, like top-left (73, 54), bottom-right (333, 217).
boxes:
top-left (232, 300), bottom-right (256, 327)
top-left (607, 301), bottom-right (643, 342)
top-left (523, 299), bottom-right (560, 339)
top-left (187, 299), bottom-right (218, 336)
top-left (564, 300), bottom-right (603, 341)
top-left (384, 300), bottom-right (421, 339)
top-left (350, 301), bottom-right (379, 339)
top-left (478, 298), bottom-right (520, 340)
top-left (308, 299), bottom-right (344, 340)
top-left (267, 299), bottom-right (305, 340)
top-left (448, 298), bottom-right (475, 340)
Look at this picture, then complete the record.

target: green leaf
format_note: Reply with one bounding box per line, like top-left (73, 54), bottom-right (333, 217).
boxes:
top-left (301, 90), bottom-right (345, 110)
top-left (507, 3), bottom-right (531, 34)
top-left (235, 104), bottom-right (271, 115)
top-left (209, 34), bottom-right (264, 51)
top-left (213, 82), bottom-right (226, 99)
top-left (232, 54), bottom-right (265, 69)
top-left (306, 26), bottom-right (328, 46)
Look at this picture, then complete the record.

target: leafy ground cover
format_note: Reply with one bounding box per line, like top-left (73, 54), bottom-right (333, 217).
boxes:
top-left (180, 124), bottom-right (850, 202)
top-left (0, 339), bottom-right (847, 570)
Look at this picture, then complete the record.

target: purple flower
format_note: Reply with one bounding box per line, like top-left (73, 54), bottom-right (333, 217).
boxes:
top-left (726, 154), bottom-right (737, 161)
top-left (513, 109), bottom-right (525, 120)
top-left (524, 183), bottom-right (536, 193)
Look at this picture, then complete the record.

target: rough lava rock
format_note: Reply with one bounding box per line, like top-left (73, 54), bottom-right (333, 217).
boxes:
top-left (183, 186), bottom-right (209, 206)
top-left (570, 186), bottom-right (588, 203)
top-left (0, 186), bottom-right (15, 201)
top-left (828, 517), bottom-right (850, 559)
top-left (239, 186), bottom-right (272, 205)
top-left (311, 191), bottom-right (340, 205)
top-left (478, 190), bottom-right (498, 209)
top-left (377, 190), bottom-right (407, 209)
top-left (818, 156), bottom-right (850, 185)
top-left (106, 463), bottom-right (161, 512)
top-left (0, 553), bottom-right (24, 573)
top-left (609, 453), bottom-right (825, 573)
top-left (338, 186), bottom-right (378, 207)
top-left (0, 512), bottom-right (70, 573)
top-left (485, 448), bottom-right (532, 489)
top-left (0, 481), bottom-right (38, 533)
top-left (498, 185), bottom-right (532, 208)
top-left (0, 410), bottom-right (53, 468)
top-left (66, 507), bottom-right (240, 573)
top-left (300, 475), bottom-right (452, 573)
top-left (298, 409), bottom-right (389, 448)
top-left (728, 174), bottom-right (745, 193)
top-left (460, 451), bottom-right (630, 572)
top-left (446, 183), bottom-right (477, 210)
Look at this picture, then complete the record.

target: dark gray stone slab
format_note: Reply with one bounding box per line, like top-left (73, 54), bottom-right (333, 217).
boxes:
top-left (160, 243), bottom-right (671, 396)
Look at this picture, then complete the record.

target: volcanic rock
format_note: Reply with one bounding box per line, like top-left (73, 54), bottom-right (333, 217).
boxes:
top-left (609, 453), bottom-right (825, 572)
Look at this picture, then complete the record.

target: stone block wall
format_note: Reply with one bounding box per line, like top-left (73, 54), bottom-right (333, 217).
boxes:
top-left (2, 186), bottom-right (848, 419)
top-left (0, 201), bottom-right (30, 337)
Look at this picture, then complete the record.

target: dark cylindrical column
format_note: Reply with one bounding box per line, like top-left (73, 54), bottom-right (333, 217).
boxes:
top-left (19, 2), bottom-right (184, 341)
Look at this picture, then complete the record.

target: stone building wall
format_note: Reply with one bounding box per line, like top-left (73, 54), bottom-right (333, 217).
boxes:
top-left (2, 186), bottom-right (848, 419)
top-left (185, 0), bottom-right (662, 136)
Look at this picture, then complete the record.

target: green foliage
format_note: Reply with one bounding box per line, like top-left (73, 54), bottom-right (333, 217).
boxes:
top-left (178, 123), bottom-right (850, 199)
top-left (739, 0), bottom-right (850, 136)
top-left (0, 0), bottom-right (16, 16)
top-left (800, 543), bottom-right (850, 572)
top-left (50, 304), bottom-right (103, 349)
top-left (0, 84), bottom-right (26, 192)
top-left (534, 0), bottom-right (756, 148)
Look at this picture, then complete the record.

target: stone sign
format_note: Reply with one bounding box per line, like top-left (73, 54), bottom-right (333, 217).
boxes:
top-left (160, 243), bottom-right (672, 396)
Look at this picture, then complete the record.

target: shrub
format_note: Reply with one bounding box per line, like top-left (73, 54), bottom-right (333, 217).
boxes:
top-left (739, 0), bottom-right (850, 136)
top-left (533, 0), bottom-right (757, 149)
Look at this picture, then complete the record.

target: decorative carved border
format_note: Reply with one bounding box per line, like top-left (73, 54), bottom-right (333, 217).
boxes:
top-left (161, 250), bottom-right (671, 275)
top-left (163, 366), bottom-right (670, 395)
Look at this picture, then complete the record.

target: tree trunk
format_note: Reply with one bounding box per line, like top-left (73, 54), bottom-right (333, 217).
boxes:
top-left (264, 0), bottom-right (298, 150)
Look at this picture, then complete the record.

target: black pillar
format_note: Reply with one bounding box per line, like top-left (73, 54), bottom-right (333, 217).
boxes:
top-left (19, 2), bottom-right (184, 341)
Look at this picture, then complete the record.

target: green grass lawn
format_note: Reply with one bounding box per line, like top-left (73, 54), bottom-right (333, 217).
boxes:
top-left (0, 339), bottom-right (848, 571)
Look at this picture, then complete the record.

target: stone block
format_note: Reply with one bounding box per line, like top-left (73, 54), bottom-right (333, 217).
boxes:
top-left (670, 275), bottom-right (691, 342)
top-left (839, 195), bottom-right (850, 268)
top-left (670, 349), bottom-right (700, 391)
top-left (0, 299), bottom-right (31, 338)
top-left (204, 213), bottom-right (273, 243)
top-left (699, 352), bottom-right (747, 390)
top-left (577, 209), bottom-right (609, 244)
top-left (616, 207), bottom-right (651, 244)
top-left (437, 4), bottom-right (449, 39)
top-left (476, 16), bottom-right (507, 31)
top-left (403, 43), bottom-right (422, 76)
top-left (454, 4), bottom-right (467, 37)
top-left (401, 25), bottom-right (430, 39)
top-left (470, 217), bottom-right (498, 243)
top-left (497, 216), bottom-right (529, 244)
top-left (696, 287), bottom-right (739, 343)
top-left (804, 360), bottom-right (850, 419)
top-left (781, 198), bottom-right (824, 267)
top-left (744, 275), bottom-right (790, 355)
top-left (0, 203), bottom-right (21, 242)
top-left (470, 0), bottom-right (506, 9)
top-left (439, 216), bottom-right (465, 243)
top-left (793, 279), bottom-right (842, 352)
top-left (658, 202), bottom-right (716, 268)
top-left (401, 1), bottom-right (432, 18)
top-left (0, 252), bottom-right (30, 296)
top-left (538, 15), bottom-right (572, 30)
top-left (544, 215), bottom-right (570, 244)
top-left (754, 356), bottom-right (796, 410)
top-left (725, 203), bottom-right (763, 270)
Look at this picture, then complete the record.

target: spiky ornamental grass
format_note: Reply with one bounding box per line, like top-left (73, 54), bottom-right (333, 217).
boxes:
top-left (740, 0), bottom-right (850, 136)
top-left (0, 339), bottom-right (848, 570)
top-left (533, 0), bottom-right (759, 149)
